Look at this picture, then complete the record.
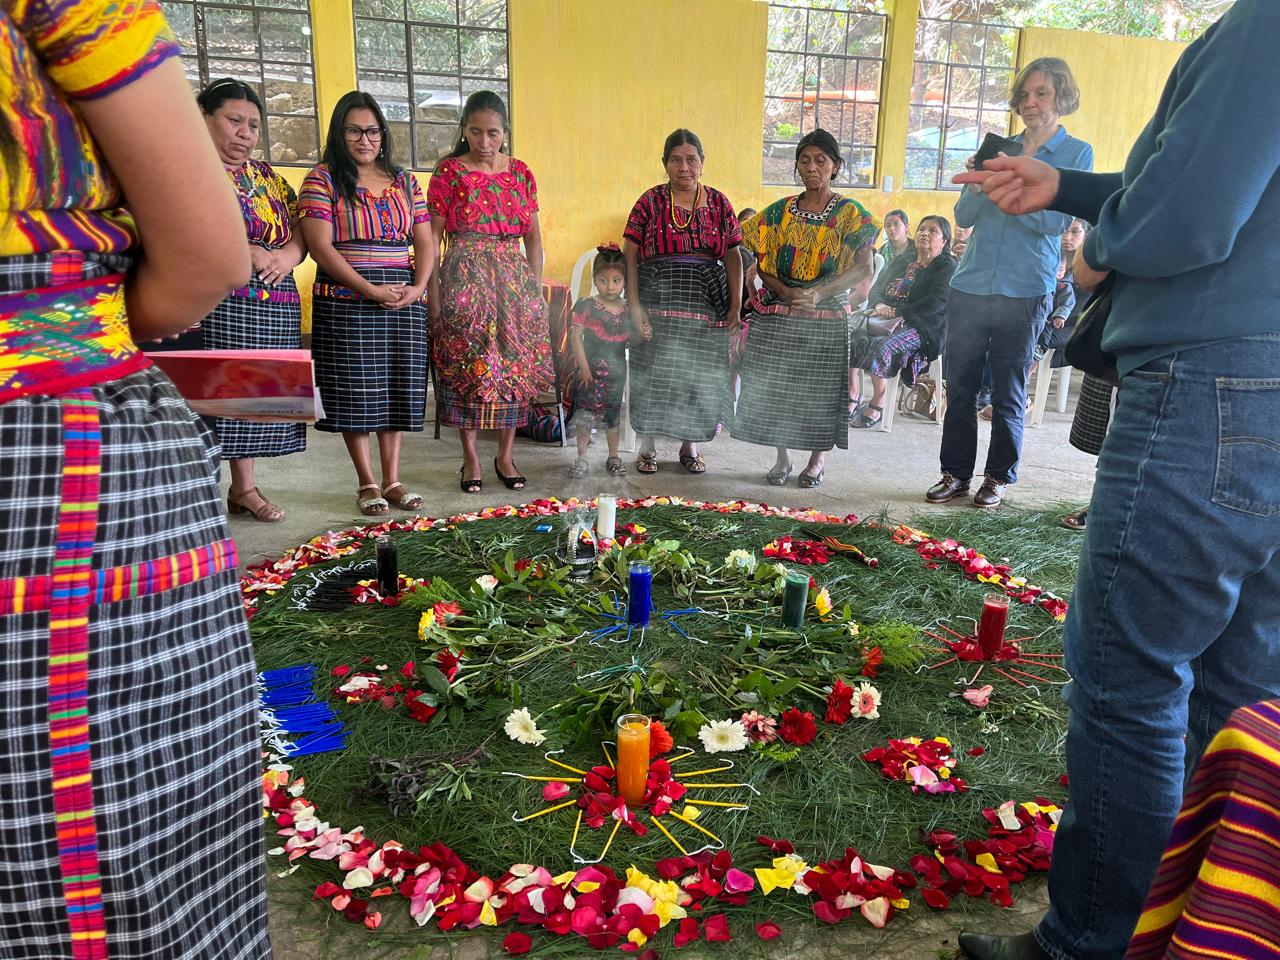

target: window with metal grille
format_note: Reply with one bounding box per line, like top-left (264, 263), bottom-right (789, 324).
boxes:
top-left (763, 1), bottom-right (887, 188)
top-left (906, 0), bottom-right (1019, 191)
top-left (352, 0), bottom-right (509, 172)
top-left (163, 0), bottom-right (320, 166)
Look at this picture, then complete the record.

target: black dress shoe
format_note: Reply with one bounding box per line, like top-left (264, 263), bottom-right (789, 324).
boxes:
top-left (974, 474), bottom-right (1007, 508)
top-left (958, 931), bottom-right (1051, 960)
top-left (926, 471), bottom-right (971, 503)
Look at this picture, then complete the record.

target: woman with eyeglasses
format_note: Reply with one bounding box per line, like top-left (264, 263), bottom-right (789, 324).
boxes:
top-left (192, 77), bottom-right (308, 523)
top-left (299, 91), bottom-right (436, 516)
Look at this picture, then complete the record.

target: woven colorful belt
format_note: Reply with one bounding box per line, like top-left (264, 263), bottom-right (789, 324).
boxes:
top-left (0, 273), bottom-right (149, 403)
top-left (228, 285), bottom-right (302, 304)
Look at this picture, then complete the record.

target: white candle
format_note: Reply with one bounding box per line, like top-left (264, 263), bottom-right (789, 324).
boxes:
top-left (596, 495), bottom-right (617, 540)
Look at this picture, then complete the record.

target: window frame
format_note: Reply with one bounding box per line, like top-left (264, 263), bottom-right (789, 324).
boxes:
top-left (165, 0), bottom-right (322, 167)
top-left (352, 0), bottom-right (512, 172)
top-left (762, 1), bottom-right (888, 190)
top-left (907, 2), bottom-right (1019, 192)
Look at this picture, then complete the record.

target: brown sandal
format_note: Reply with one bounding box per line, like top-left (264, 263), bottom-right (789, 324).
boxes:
top-left (382, 481), bottom-right (424, 511)
top-left (636, 452), bottom-right (658, 474)
top-left (228, 486), bottom-right (285, 523)
top-left (678, 449), bottom-right (706, 474)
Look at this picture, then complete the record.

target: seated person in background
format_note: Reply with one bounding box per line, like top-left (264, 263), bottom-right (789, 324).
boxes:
top-left (878, 208), bottom-right (912, 263)
top-left (951, 224), bottom-right (973, 260)
top-left (849, 215), bottom-right (957, 428)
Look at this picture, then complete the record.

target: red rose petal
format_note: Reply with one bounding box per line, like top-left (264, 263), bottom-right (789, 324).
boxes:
top-left (703, 913), bottom-right (732, 942)
top-left (922, 888), bottom-right (951, 910)
top-left (755, 920), bottom-right (782, 940)
top-left (501, 932), bottom-right (532, 955)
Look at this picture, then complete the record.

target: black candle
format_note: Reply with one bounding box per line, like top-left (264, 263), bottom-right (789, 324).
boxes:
top-left (375, 536), bottom-right (398, 597)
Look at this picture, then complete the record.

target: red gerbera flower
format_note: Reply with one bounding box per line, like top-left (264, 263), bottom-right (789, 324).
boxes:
top-left (824, 678), bottom-right (854, 725)
top-left (778, 707), bottom-right (817, 746)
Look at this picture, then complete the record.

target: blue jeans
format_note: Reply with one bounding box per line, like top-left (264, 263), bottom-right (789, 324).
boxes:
top-left (940, 290), bottom-right (1049, 484)
top-left (1035, 335), bottom-right (1280, 960)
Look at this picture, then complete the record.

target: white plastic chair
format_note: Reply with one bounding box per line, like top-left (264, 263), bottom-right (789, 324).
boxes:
top-left (1029, 350), bottom-right (1072, 427)
top-left (877, 352), bottom-right (944, 433)
top-left (568, 248), bottom-right (598, 302)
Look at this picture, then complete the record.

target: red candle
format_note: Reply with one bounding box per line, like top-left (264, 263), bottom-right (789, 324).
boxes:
top-left (977, 594), bottom-right (1010, 658)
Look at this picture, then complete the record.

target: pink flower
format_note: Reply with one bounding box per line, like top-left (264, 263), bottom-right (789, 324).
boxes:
top-left (740, 711), bottom-right (778, 744)
top-left (963, 684), bottom-right (993, 708)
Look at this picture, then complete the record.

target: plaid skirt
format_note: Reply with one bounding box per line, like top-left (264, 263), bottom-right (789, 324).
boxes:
top-left (311, 264), bottom-right (428, 433)
top-left (735, 292), bottom-right (850, 451)
top-left (433, 235), bottom-right (552, 430)
top-left (202, 274), bottom-right (306, 459)
top-left (1069, 372), bottom-right (1115, 456)
top-left (0, 250), bottom-right (268, 959)
top-left (630, 256), bottom-right (733, 441)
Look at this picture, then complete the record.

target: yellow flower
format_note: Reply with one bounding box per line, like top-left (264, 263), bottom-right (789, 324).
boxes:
top-left (813, 587), bottom-right (833, 619)
top-left (754, 854), bottom-right (810, 895)
top-left (628, 928), bottom-right (648, 947)
top-left (417, 609), bottom-right (435, 639)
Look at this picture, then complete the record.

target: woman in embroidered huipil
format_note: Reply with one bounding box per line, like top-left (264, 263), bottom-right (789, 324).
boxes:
top-left (0, 0), bottom-right (271, 953)
top-left (299, 91), bottom-right (436, 517)
top-left (196, 78), bottom-right (308, 523)
top-left (428, 90), bottom-right (552, 494)
top-left (624, 128), bottom-right (742, 475)
top-left (736, 130), bottom-right (877, 488)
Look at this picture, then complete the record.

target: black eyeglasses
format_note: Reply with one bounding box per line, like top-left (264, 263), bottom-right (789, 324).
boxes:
top-left (343, 126), bottom-right (383, 142)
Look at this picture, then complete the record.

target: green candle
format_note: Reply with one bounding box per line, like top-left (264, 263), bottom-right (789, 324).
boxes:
top-left (782, 570), bottom-right (808, 629)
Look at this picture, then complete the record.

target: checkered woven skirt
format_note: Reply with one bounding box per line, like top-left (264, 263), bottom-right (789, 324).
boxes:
top-left (0, 256), bottom-right (268, 959)
top-left (629, 256), bottom-right (733, 442)
top-left (201, 274), bottom-right (306, 458)
top-left (734, 292), bottom-right (850, 451)
top-left (1069, 372), bottom-right (1115, 456)
top-left (311, 264), bottom-right (428, 433)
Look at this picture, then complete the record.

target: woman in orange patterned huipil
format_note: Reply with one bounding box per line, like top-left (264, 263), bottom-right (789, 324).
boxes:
top-left (0, 0), bottom-right (271, 954)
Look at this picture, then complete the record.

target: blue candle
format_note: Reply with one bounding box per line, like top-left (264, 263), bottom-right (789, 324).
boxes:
top-left (627, 563), bottom-right (652, 626)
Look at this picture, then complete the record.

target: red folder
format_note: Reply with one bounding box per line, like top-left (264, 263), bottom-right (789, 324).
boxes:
top-left (148, 349), bottom-right (323, 423)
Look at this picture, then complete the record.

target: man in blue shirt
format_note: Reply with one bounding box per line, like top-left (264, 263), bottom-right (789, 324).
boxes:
top-left (953, 2), bottom-right (1280, 958)
top-left (926, 57), bottom-right (1094, 508)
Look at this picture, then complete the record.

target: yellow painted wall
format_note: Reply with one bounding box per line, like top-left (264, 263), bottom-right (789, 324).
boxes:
top-left (289, 0), bottom-right (1187, 317)
top-left (1016, 27), bottom-right (1184, 173)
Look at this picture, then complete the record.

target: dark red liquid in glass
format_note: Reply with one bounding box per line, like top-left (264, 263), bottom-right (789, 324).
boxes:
top-left (977, 597), bottom-right (1010, 658)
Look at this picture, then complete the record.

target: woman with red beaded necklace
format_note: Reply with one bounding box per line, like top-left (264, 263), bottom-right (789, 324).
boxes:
top-left (623, 129), bottom-right (743, 475)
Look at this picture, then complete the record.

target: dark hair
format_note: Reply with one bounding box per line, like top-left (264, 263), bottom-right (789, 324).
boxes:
top-left (197, 78), bottom-right (264, 118)
top-left (592, 246), bottom-right (625, 277)
top-left (885, 208), bottom-right (909, 228)
top-left (448, 90), bottom-right (509, 159)
top-left (322, 91), bottom-right (398, 205)
top-left (662, 129), bottom-right (704, 164)
top-left (795, 128), bottom-right (843, 173)
top-left (738, 207), bottom-right (758, 221)
top-left (918, 214), bottom-right (952, 255)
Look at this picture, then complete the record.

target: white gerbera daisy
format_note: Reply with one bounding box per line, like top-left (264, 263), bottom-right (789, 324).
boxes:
top-left (725, 549), bottom-right (757, 573)
top-left (504, 707), bottom-right (546, 745)
top-left (698, 719), bottom-right (749, 754)
top-left (855, 682), bottom-right (882, 720)
top-left (474, 574), bottom-right (498, 595)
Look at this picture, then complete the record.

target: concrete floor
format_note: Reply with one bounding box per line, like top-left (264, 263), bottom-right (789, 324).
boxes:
top-left (225, 385), bottom-right (1096, 569)
top-left (249, 384), bottom-right (1091, 958)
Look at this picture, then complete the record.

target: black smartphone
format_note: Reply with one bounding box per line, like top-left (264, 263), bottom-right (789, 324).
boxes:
top-left (974, 132), bottom-right (1023, 170)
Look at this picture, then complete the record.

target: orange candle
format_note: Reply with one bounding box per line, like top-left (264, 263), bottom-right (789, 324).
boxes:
top-left (615, 714), bottom-right (651, 806)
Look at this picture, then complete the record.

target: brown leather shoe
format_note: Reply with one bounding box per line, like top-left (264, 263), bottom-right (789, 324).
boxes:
top-left (974, 475), bottom-right (1007, 508)
top-left (925, 472), bottom-right (971, 503)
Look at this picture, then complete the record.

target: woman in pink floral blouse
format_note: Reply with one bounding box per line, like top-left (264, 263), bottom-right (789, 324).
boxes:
top-left (428, 90), bottom-right (553, 493)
